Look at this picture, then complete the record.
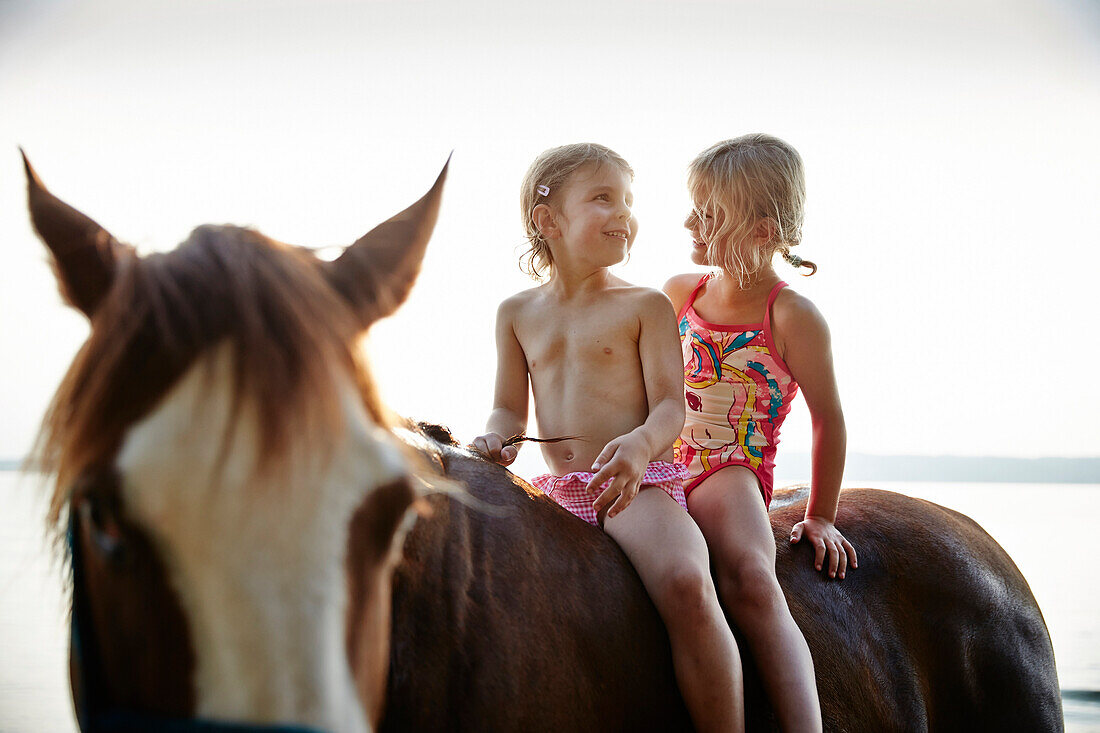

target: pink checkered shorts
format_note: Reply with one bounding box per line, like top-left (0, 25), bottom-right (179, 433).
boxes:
top-left (531, 460), bottom-right (690, 527)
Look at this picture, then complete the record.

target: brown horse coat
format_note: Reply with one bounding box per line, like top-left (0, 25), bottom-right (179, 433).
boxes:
top-left (384, 433), bottom-right (1063, 732)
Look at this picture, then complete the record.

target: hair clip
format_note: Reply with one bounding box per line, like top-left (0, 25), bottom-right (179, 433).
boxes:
top-left (787, 254), bottom-right (803, 267)
top-left (536, 185), bottom-right (550, 197)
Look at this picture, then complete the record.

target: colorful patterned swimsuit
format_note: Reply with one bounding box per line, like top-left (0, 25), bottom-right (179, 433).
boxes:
top-left (674, 275), bottom-right (799, 508)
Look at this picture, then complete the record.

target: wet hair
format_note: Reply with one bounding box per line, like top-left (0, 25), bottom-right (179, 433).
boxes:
top-left (519, 143), bottom-right (634, 280)
top-left (688, 134), bottom-right (816, 286)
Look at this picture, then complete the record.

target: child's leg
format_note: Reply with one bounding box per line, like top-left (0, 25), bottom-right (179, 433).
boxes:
top-left (604, 486), bottom-right (743, 733)
top-left (686, 467), bottom-right (822, 733)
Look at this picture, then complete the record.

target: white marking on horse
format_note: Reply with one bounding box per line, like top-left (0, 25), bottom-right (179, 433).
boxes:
top-left (116, 343), bottom-right (407, 732)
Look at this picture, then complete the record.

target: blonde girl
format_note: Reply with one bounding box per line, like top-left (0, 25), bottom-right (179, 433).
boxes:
top-left (474, 143), bottom-right (744, 732)
top-left (664, 134), bottom-right (856, 732)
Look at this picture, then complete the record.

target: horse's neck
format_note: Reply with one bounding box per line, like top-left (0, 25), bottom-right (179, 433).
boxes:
top-left (115, 345), bottom-right (407, 730)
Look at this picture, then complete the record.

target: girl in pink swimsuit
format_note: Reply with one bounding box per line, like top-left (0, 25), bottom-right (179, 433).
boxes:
top-left (676, 275), bottom-right (797, 509)
top-left (664, 134), bottom-right (856, 733)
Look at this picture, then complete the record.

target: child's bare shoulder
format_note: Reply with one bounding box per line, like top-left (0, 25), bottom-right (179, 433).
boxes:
top-left (611, 282), bottom-right (676, 321)
top-left (662, 272), bottom-right (705, 297)
top-left (497, 286), bottom-right (544, 319)
top-left (772, 287), bottom-right (829, 337)
top-left (661, 272), bottom-right (706, 314)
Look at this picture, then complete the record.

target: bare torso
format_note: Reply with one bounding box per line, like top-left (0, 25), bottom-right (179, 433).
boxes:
top-left (510, 279), bottom-right (674, 475)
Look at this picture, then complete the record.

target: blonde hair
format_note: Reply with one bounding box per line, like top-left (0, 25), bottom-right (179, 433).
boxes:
top-left (688, 134), bottom-right (816, 286)
top-left (519, 143), bottom-right (634, 280)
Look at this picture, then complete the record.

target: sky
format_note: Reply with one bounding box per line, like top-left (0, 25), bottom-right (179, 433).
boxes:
top-left (1, 0), bottom-right (1098, 481)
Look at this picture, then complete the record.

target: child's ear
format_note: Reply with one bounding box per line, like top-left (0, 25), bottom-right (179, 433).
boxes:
top-left (753, 218), bottom-right (777, 245)
top-left (532, 203), bottom-right (559, 239)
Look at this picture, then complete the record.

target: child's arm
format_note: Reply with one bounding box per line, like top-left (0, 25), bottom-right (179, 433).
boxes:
top-left (587, 291), bottom-right (686, 519)
top-left (775, 294), bottom-right (858, 579)
top-left (471, 298), bottom-right (529, 466)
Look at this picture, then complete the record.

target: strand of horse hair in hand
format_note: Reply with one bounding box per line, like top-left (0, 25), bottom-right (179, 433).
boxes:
top-left (502, 434), bottom-right (581, 447)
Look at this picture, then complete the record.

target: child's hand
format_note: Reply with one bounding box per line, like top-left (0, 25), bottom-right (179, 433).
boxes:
top-left (469, 432), bottom-right (518, 466)
top-left (586, 435), bottom-right (649, 520)
top-left (790, 516), bottom-right (858, 580)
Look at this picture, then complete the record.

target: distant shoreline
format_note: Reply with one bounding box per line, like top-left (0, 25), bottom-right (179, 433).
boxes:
top-left (776, 453), bottom-right (1100, 484)
top-left (4, 454), bottom-right (1100, 484)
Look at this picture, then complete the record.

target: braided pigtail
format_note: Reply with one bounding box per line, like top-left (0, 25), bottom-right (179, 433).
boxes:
top-left (781, 248), bottom-right (817, 276)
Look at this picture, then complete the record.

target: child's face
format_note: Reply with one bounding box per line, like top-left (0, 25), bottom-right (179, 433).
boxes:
top-left (686, 190), bottom-right (766, 270)
top-left (548, 163), bottom-right (634, 268)
top-left (684, 192), bottom-right (725, 267)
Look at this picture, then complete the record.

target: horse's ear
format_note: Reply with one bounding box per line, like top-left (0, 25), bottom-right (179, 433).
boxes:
top-left (326, 156), bottom-right (449, 327)
top-left (22, 150), bottom-right (129, 318)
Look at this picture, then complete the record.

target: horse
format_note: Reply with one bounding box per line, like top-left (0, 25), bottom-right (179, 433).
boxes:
top-left (23, 154), bottom-right (1063, 732)
top-left (384, 429), bottom-right (1064, 732)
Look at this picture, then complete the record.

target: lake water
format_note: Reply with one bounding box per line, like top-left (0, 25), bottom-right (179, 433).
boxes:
top-left (2, 471), bottom-right (1098, 731)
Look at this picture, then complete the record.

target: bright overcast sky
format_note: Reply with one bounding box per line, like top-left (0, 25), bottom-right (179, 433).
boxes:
top-left (1, 0), bottom-right (1098, 474)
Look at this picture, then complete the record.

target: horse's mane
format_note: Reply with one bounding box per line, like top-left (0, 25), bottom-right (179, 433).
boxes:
top-left (36, 225), bottom-right (390, 535)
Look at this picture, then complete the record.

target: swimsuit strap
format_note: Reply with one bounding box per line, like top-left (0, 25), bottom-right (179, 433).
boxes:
top-left (677, 274), bottom-right (712, 320)
top-left (762, 280), bottom-right (788, 332)
top-left (761, 281), bottom-right (790, 368)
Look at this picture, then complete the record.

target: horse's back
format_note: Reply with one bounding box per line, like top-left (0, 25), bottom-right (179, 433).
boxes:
top-left (384, 446), bottom-right (691, 731)
top-left (769, 487), bottom-right (1062, 732)
top-left (384, 447), bottom-right (1062, 733)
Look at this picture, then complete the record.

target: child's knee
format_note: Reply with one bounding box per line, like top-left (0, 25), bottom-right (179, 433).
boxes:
top-left (652, 562), bottom-right (718, 621)
top-left (716, 559), bottom-right (784, 616)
